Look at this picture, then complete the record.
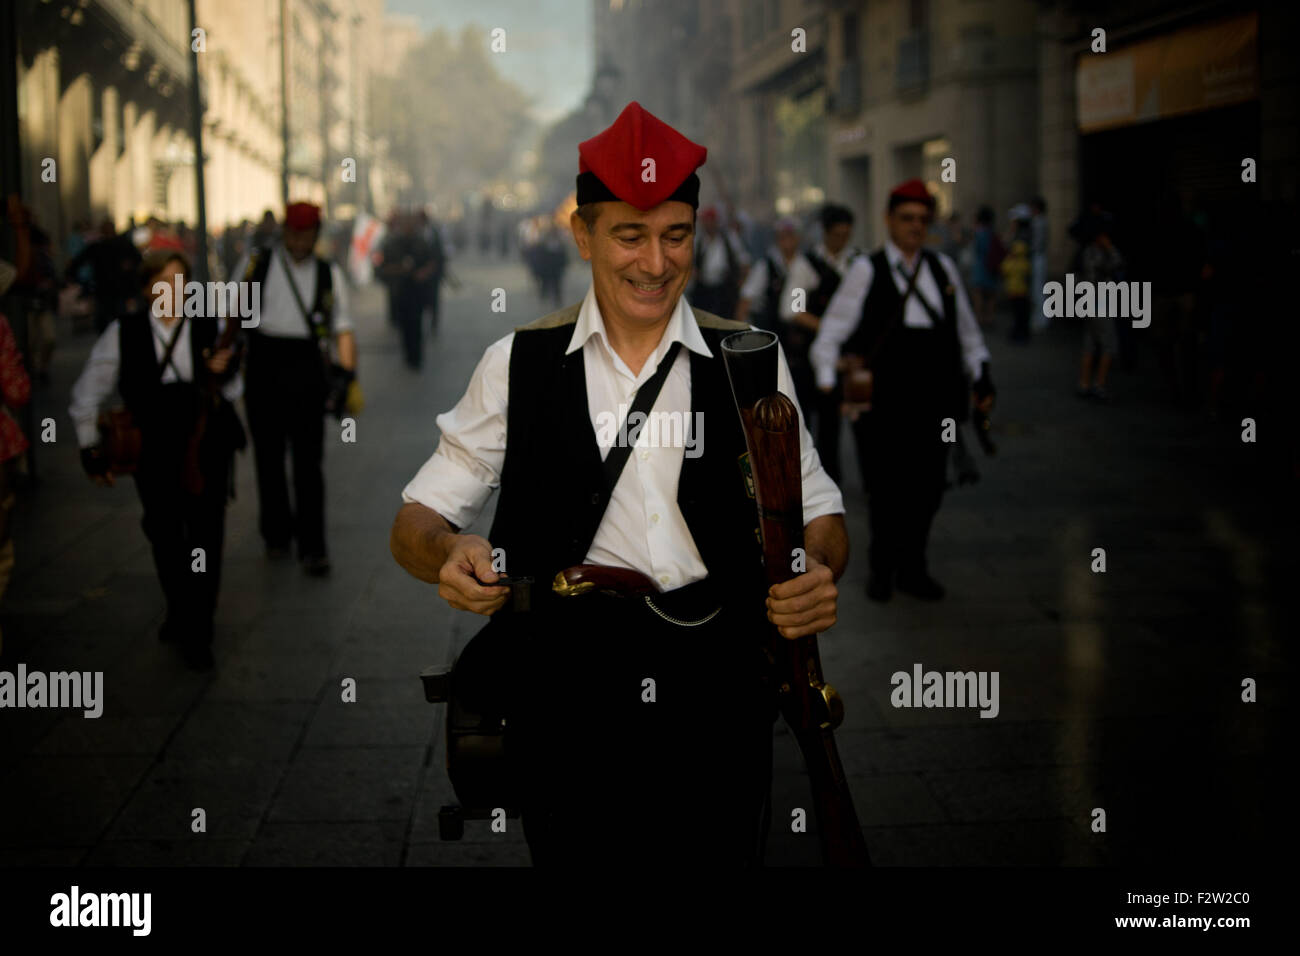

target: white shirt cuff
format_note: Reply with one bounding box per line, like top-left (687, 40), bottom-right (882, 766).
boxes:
top-left (400, 443), bottom-right (497, 531)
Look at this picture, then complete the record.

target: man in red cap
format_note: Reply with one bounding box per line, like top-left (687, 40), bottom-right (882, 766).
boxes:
top-left (390, 101), bottom-right (848, 866)
top-left (233, 202), bottom-right (356, 576)
top-left (689, 203), bottom-right (750, 319)
top-left (811, 179), bottom-right (994, 602)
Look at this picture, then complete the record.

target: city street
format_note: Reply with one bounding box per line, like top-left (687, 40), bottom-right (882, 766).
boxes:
top-left (1, 251), bottom-right (1287, 867)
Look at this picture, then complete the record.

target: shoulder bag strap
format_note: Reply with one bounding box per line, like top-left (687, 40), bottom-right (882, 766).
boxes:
top-left (600, 340), bottom-right (683, 496)
top-left (277, 250), bottom-right (328, 346)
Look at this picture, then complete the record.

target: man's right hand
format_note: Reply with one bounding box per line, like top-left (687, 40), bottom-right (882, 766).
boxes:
top-left (437, 533), bottom-right (510, 616)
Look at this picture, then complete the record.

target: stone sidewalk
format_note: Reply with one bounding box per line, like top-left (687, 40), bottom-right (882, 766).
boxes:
top-left (0, 255), bottom-right (1287, 866)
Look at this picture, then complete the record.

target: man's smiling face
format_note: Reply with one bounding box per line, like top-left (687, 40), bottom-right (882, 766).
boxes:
top-left (571, 200), bottom-right (695, 330)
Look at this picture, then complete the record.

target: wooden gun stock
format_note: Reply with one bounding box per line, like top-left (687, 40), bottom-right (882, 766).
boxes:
top-left (721, 330), bottom-right (870, 867)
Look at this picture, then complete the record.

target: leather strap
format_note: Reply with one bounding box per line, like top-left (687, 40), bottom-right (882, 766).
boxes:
top-left (600, 340), bottom-right (683, 497)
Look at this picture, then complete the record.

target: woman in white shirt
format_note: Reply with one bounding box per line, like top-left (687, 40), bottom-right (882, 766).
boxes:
top-left (69, 241), bottom-right (244, 670)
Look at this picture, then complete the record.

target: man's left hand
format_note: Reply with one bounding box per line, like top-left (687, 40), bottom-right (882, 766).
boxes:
top-left (766, 559), bottom-right (838, 640)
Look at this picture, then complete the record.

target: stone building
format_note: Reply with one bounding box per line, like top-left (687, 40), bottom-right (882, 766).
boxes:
top-left (821, 0), bottom-right (1041, 250)
top-left (10, 0), bottom-right (387, 248)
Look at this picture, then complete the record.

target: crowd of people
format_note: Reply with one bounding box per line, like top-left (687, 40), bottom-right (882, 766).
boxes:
top-left (0, 169), bottom-right (1275, 672)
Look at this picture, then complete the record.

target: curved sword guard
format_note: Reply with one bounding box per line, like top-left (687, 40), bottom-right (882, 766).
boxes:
top-left (814, 680), bottom-right (845, 730)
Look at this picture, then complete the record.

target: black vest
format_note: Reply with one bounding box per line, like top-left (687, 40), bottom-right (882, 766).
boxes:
top-left (845, 249), bottom-right (967, 419)
top-left (760, 252), bottom-right (787, 329)
top-left (118, 312), bottom-right (216, 430)
top-left (805, 247), bottom-right (859, 318)
top-left (487, 304), bottom-right (767, 607)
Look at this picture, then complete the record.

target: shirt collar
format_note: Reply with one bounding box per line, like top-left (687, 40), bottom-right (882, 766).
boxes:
top-left (884, 239), bottom-right (921, 274)
top-left (566, 282), bottom-right (713, 365)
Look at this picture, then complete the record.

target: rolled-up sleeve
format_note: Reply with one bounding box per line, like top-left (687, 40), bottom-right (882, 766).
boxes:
top-left (400, 332), bottom-right (513, 529)
top-left (810, 255), bottom-right (874, 389)
top-left (772, 335), bottom-right (844, 524)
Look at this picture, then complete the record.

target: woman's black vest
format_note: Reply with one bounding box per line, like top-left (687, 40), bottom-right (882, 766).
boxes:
top-left (118, 313), bottom-right (217, 433)
top-left (486, 304), bottom-right (767, 608)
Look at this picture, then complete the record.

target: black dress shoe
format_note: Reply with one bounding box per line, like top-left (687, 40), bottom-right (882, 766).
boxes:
top-left (301, 553), bottom-right (332, 577)
top-left (866, 574), bottom-right (893, 602)
top-left (896, 573), bottom-right (946, 601)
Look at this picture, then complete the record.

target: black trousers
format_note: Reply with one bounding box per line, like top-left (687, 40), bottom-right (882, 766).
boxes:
top-left (502, 582), bottom-right (776, 867)
top-left (391, 285), bottom-right (424, 369)
top-left (850, 329), bottom-right (955, 581)
top-left (133, 414), bottom-right (229, 645)
top-left (245, 333), bottom-right (327, 557)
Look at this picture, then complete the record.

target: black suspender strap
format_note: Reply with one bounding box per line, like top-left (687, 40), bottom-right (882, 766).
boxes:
top-left (894, 253), bottom-right (947, 325)
top-left (153, 315), bottom-right (188, 382)
top-left (600, 340), bottom-right (683, 496)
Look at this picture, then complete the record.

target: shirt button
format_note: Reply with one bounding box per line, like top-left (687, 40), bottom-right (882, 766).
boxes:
top-left (659, 575), bottom-right (670, 586)
top-left (640, 450), bottom-right (650, 460)
top-left (650, 513), bottom-right (660, 524)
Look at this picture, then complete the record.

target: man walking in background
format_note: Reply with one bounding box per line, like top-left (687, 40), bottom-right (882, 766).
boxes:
top-left (235, 202), bottom-right (356, 577)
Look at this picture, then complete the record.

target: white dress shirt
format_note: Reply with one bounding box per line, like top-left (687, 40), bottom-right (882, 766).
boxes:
top-left (694, 230), bottom-right (751, 286)
top-left (231, 242), bottom-right (353, 338)
top-left (402, 283), bottom-right (844, 591)
top-left (739, 250), bottom-right (821, 324)
top-left (68, 314), bottom-right (243, 448)
top-left (810, 240), bottom-right (991, 390)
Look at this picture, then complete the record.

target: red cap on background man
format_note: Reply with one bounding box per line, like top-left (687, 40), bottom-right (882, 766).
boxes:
top-left (285, 202), bottom-right (322, 231)
top-left (888, 178), bottom-right (936, 211)
top-left (576, 101), bottom-right (707, 211)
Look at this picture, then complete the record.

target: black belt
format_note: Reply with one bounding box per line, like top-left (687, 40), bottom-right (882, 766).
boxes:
top-left (495, 569), bottom-right (725, 628)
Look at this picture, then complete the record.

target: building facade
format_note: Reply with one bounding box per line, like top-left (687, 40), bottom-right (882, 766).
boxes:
top-left (12, 0), bottom-right (387, 250)
top-left (1037, 0), bottom-right (1296, 276)
top-left (822, 0), bottom-right (1041, 250)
